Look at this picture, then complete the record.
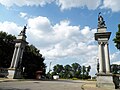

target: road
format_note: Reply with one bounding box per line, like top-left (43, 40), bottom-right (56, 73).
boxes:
top-left (0, 80), bottom-right (85, 90)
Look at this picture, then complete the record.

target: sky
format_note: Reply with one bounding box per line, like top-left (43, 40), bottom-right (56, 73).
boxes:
top-left (0, 0), bottom-right (120, 76)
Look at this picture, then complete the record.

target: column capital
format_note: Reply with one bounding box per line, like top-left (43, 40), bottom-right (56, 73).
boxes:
top-left (98, 42), bottom-right (102, 45)
top-left (98, 41), bottom-right (108, 45)
top-left (103, 42), bottom-right (108, 45)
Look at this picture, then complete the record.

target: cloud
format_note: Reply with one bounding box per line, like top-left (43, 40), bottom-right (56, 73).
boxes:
top-left (28, 16), bottom-right (52, 33)
top-left (27, 16), bottom-right (97, 59)
top-left (0, 21), bottom-right (22, 36)
top-left (112, 61), bottom-right (120, 65)
top-left (101, 0), bottom-right (120, 12)
top-left (27, 16), bottom-right (54, 49)
top-left (56, 0), bottom-right (101, 10)
top-left (110, 51), bottom-right (120, 64)
top-left (19, 12), bottom-right (28, 19)
top-left (0, 0), bottom-right (120, 12)
top-left (0, 0), bottom-right (54, 7)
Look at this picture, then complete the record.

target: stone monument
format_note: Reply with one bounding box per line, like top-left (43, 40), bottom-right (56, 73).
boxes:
top-left (8, 26), bottom-right (28, 79)
top-left (94, 13), bottom-right (115, 89)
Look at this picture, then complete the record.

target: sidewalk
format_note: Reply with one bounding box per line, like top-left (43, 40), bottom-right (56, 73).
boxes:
top-left (82, 81), bottom-right (115, 90)
top-left (0, 78), bottom-right (21, 82)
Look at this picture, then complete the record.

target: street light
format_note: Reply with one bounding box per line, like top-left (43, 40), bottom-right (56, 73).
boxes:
top-left (97, 58), bottom-right (99, 73)
top-left (49, 62), bottom-right (52, 73)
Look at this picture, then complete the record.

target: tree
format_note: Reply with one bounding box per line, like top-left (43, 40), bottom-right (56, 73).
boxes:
top-left (63, 65), bottom-right (72, 78)
top-left (86, 66), bottom-right (91, 77)
top-left (111, 64), bottom-right (120, 74)
top-left (71, 63), bottom-right (81, 78)
top-left (81, 66), bottom-right (86, 79)
top-left (52, 64), bottom-right (64, 77)
top-left (81, 65), bottom-right (91, 79)
top-left (113, 24), bottom-right (120, 50)
top-left (22, 45), bottom-right (46, 79)
top-left (51, 63), bottom-right (91, 79)
top-left (0, 31), bottom-right (16, 68)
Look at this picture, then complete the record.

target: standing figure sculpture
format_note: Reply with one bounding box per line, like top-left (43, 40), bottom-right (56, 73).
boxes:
top-left (98, 12), bottom-right (106, 28)
top-left (97, 59), bottom-right (99, 73)
top-left (20, 25), bottom-right (27, 36)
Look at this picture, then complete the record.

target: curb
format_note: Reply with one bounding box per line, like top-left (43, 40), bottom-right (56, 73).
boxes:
top-left (82, 83), bottom-right (115, 90)
top-left (0, 78), bottom-right (24, 82)
top-left (82, 83), bottom-right (97, 90)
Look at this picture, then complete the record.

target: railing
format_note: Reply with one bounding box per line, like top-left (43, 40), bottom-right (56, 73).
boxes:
top-left (0, 68), bottom-right (8, 77)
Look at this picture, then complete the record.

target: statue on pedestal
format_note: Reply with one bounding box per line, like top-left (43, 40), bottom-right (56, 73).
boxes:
top-left (20, 25), bottom-right (27, 36)
top-left (98, 12), bottom-right (106, 28)
top-left (8, 25), bottom-right (28, 79)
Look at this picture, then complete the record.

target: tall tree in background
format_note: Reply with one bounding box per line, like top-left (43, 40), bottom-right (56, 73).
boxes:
top-left (52, 64), bottom-right (63, 76)
top-left (71, 63), bottom-right (81, 78)
top-left (22, 45), bottom-right (46, 79)
top-left (53, 64), bottom-right (63, 74)
top-left (51, 63), bottom-right (91, 79)
top-left (0, 31), bottom-right (16, 68)
top-left (113, 24), bottom-right (120, 50)
top-left (64, 64), bottom-right (72, 78)
top-left (81, 66), bottom-right (86, 79)
top-left (86, 66), bottom-right (91, 77)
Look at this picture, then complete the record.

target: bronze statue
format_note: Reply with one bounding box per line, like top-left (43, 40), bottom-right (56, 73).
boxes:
top-left (20, 25), bottom-right (27, 35)
top-left (98, 12), bottom-right (106, 28)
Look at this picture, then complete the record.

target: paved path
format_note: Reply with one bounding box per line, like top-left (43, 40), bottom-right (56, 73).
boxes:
top-left (0, 80), bottom-right (84, 90)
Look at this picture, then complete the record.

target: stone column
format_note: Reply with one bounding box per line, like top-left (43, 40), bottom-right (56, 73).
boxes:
top-left (98, 42), bottom-right (103, 73)
top-left (19, 47), bottom-right (24, 66)
top-left (13, 45), bottom-right (21, 68)
top-left (10, 46), bottom-right (18, 68)
top-left (104, 42), bottom-right (110, 73)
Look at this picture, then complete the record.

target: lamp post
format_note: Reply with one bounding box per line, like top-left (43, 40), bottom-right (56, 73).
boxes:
top-left (49, 62), bottom-right (52, 73)
top-left (97, 58), bottom-right (99, 73)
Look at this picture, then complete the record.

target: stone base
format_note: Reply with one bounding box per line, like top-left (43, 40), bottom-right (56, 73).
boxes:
top-left (8, 68), bottom-right (23, 79)
top-left (96, 73), bottom-right (115, 89)
top-left (97, 27), bottom-right (107, 33)
top-left (14, 68), bottom-right (23, 79)
top-left (8, 68), bottom-right (15, 79)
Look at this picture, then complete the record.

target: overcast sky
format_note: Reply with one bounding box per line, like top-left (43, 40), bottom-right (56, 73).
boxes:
top-left (0, 0), bottom-right (120, 76)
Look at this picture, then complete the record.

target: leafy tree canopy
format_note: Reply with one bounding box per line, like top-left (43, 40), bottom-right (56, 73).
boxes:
top-left (113, 24), bottom-right (120, 50)
top-left (50, 63), bottom-right (91, 79)
top-left (0, 31), bottom-right (16, 68)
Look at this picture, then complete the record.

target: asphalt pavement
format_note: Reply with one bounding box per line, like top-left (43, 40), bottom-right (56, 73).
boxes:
top-left (0, 79), bottom-right (83, 90)
top-left (0, 78), bottom-right (117, 90)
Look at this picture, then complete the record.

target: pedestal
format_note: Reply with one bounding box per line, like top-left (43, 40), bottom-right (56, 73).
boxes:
top-left (8, 68), bottom-right (23, 79)
top-left (8, 68), bottom-right (15, 79)
top-left (96, 73), bottom-right (115, 89)
top-left (97, 27), bottom-right (106, 32)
